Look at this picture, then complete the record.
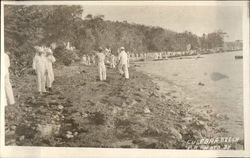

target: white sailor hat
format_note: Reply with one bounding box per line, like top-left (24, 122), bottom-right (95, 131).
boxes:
top-left (46, 47), bottom-right (53, 54)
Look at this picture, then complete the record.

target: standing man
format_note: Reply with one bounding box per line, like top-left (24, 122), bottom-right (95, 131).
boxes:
top-left (82, 54), bottom-right (87, 65)
top-left (4, 52), bottom-right (15, 106)
top-left (33, 46), bottom-right (47, 94)
top-left (96, 47), bottom-right (106, 81)
top-left (105, 46), bottom-right (111, 56)
top-left (118, 47), bottom-right (129, 79)
top-left (45, 48), bottom-right (56, 91)
top-left (126, 51), bottom-right (130, 68)
top-left (86, 55), bottom-right (91, 65)
top-left (91, 54), bottom-right (96, 65)
top-left (110, 54), bottom-right (116, 69)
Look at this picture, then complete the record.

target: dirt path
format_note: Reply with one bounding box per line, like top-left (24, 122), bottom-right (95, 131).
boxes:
top-left (5, 63), bottom-right (243, 149)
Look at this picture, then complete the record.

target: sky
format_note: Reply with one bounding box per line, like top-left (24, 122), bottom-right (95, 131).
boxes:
top-left (82, 5), bottom-right (243, 42)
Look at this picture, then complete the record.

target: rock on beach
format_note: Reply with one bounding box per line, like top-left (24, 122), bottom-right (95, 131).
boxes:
top-left (4, 64), bottom-right (232, 148)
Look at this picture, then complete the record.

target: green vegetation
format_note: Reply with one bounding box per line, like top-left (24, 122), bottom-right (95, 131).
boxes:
top-left (4, 5), bottom-right (225, 75)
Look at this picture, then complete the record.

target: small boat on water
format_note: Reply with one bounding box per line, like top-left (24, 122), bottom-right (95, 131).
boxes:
top-left (235, 55), bottom-right (243, 59)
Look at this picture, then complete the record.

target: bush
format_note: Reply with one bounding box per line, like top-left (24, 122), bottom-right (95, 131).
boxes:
top-left (54, 46), bottom-right (80, 66)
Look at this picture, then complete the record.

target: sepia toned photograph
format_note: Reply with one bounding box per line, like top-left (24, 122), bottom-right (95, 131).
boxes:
top-left (1, 1), bottom-right (250, 157)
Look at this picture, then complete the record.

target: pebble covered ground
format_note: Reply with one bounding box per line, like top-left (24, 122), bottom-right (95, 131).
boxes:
top-left (5, 63), bottom-right (244, 149)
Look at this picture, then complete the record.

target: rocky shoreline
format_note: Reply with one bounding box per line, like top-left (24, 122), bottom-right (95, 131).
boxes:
top-left (5, 63), bottom-right (243, 149)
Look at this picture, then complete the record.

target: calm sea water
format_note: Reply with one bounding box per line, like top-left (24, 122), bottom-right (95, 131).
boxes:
top-left (136, 51), bottom-right (243, 139)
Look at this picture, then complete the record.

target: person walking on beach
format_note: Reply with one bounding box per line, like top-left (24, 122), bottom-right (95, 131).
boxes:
top-left (45, 47), bottom-right (56, 91)
top-left (4, 52), bottom-right (15, 106)
top-left (82, 54), bottom-right (87, 65)
top-left (110, 54), bottom-right (116, 69)
top-left (118, 47), bottom-right (129, 79)
top-left (86, 55), bottom-right (91, 65)
top-left (105, 47), bottom-right (111, 56)
top-left (127, 51), bottom-right (130, 68)
top-left (33, 46), bottom-right (47, 94)
top-left (91, 54), bottom-right (96, 64)
top-left (96, 47), bottom-right (106, 81)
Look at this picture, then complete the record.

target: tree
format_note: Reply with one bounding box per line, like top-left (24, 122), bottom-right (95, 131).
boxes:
top-left (206, 30), bottom-right (226, 49)
top-left (4, 5), bottom-right (84, 74)
top-left (4, 5), bottom-right (228, 75)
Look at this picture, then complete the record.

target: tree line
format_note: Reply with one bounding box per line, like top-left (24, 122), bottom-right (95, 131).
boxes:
top-left (4, 5), bottom-right (225, 75)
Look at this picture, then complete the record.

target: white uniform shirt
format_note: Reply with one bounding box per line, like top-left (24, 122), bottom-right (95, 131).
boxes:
top-left (4, 53), bottom-right (10, 76)
top-left (118, 51), bottom-right (128, 65)
top-left (96, 52), bottom-right (106, 65)
top-left (33, 54), bottom-right (47, 73)
top-left (82, 56), bottom-right (86, 62)
top-left (45, 55), bottom-right (56, 72)
top-left (111, 55), bottom-right (115, 62)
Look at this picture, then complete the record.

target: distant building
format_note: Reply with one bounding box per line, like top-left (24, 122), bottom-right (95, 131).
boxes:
top-left (224, 40), bottom-right (243, 51)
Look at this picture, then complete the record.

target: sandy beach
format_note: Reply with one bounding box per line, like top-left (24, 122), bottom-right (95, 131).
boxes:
top-left (5, 62), bottom-right (243, 149)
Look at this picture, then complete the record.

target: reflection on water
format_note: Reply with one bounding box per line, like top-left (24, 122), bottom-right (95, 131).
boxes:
top-left (210, 72), bottom-right (229, 81)
top-left (137, 51), bottom-right (243, 139)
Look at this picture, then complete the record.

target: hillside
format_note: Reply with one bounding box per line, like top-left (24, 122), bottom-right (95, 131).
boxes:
top-left (4, 5), bottom-right (224, 74)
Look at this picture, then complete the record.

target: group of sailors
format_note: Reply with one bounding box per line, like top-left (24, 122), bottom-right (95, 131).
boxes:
top-left (32, 46), bottom-right (56, 94)
top-left (3, 45), bottom-right (130, 106)
top-left (82, 54), bottom-right (95, 65)
top-left (128, 52), bottom-right (166, 61)
top-left (90, 46), bottom-right (130, 81)
top-left (167, 50), bottom-right (198, 57)
top-left (3, 44), bottom-right (198, 106)
top-left (128, 50), bottom-right (198, 61)
top-left (4, 46), bottom-right (56, 106)
top-left (81, 47), bottom-right (119, 69)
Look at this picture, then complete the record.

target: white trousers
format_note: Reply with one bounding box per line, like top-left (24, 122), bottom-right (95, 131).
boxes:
top-left (37, 71), bottom-right (46, 92)
top-left (98, 64), bottom-right (106, 81)
top-left (5, 74), bottom-right (15, 105)
top-left (86, 59), bottom-right (90, 65)
top-left (119, 64), bottom-right (129, 79)
top-left (92, 58), bottom-right (95, 64)
top-left (111, 60), bottom-right (116, 68)
top-left (46, 70), bottom-right (54, 88)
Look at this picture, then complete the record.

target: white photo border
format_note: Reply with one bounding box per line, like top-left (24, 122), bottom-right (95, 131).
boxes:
top-left (1, 1), bottom-right (249, 158)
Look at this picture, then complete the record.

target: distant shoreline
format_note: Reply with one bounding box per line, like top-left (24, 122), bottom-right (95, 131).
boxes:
top-left (130, 49), bottom-right (243, 63)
